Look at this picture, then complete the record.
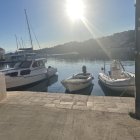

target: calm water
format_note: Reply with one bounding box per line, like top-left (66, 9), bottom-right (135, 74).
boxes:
top-left (0, 58), bottom-right (135, 96)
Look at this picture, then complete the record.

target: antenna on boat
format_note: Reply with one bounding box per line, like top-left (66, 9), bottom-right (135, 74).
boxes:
top-left (21, 37), bottom-right (24, 48)
top-left (15, 35), bottom-right (19, 51)
top-left (18, 39), bottom-right (22, 49)
top-left (24, 9), bottom-right (33, 50)
top-left (103, 60), bottom-right (106, 73)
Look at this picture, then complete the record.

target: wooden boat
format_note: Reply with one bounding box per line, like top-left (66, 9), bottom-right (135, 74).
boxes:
top-left (61, 72), bottom-right (94, 92)
top-left (98, 60), bottom-right (135, 95)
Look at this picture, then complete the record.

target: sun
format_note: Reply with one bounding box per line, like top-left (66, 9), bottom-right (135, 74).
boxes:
top-left (66, 0), bottom-right (85, 21)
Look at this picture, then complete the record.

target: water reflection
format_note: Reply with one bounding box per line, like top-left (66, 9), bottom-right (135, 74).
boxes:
top-left (65, 84), bottom-right (94, 95)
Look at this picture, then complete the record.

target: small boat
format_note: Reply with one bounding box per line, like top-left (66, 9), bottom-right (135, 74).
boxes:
top-left (0, 58), bottom-right (57, 90)
top-left (98, 60), bottom-right (135, 95)
top-left (61, 66), bottom-right (94, 92)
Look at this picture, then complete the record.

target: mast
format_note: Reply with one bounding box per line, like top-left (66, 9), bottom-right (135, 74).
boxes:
top-left (24, 9), bottom-right (33, 50)
top-left (15, 35), bottom-right (19, 51)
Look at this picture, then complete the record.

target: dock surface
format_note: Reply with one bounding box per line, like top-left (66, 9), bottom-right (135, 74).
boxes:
top-left (0, 91), bottom-right (139, 140)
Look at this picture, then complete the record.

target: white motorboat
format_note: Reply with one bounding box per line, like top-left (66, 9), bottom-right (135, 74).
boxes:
top-left (61, 66), bottom-right (94, 92)
top-left (0, 58), bottom-right (57, 90)
top-left (98, 60), bottom-right (135, 95)
top-left (0, 10), bottom-right (57, 90)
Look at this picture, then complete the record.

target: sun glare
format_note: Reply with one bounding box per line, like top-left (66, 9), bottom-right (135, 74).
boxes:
top-left (66, 0), bottom-right (85, 21)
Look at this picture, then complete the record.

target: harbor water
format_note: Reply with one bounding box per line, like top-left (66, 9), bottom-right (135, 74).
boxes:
top-left (0, 58), bottom-right (135, 96)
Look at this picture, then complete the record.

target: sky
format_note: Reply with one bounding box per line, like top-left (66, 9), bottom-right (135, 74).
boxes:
top-left (0, 0), bottom-right (135, 52)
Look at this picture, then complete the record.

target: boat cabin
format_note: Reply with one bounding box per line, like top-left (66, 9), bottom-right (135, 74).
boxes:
top-left (6, 53), bottom-right (37, 62)
top-left (110, 60), bottom-right (127, 79)
top-left (5, 58), bottom-right (47, 77)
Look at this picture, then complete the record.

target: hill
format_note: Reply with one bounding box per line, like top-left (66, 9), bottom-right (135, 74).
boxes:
top-left (36, 30), bottom-right (135, 60)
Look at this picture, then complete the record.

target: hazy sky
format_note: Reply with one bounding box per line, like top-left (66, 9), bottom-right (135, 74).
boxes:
top-left (0, 0), bottom-right (135, 52)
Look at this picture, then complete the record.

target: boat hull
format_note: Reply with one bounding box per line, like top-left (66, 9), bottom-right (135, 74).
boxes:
top-left (3, 66), bottom-right (57, 90)
top-left (61, 73), bottom-right (93, 92)
top-left (6, 73), bottom-right (47, 90)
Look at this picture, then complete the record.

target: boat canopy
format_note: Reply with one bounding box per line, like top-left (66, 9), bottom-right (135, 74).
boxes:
top-left (110, 60), bottom-right (124, 79)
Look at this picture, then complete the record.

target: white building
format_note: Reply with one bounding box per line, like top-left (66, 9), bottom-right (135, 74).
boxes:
top-left (0, 48), bottom-right (5, 60)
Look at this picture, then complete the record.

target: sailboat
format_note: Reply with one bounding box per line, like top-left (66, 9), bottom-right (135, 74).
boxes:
top-left (0, 9), bottom-right (57, 90)
top-left (6, 10), bottom-right (36, 62)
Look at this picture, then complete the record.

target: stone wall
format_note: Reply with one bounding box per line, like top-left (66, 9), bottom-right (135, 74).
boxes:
top-left (0, 73), bottom-right (6, 100)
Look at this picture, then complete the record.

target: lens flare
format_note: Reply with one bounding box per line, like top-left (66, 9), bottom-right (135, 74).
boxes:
top-left (66, 0), bottom-right (85, 21)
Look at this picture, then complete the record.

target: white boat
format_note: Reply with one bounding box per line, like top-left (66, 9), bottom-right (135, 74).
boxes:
top-left (0, 10), bottom-right (57, 90)
top-left (98, 60), bottom-right (135, 95)
top-left (0, 58), bottom-right (57, 90)
top-left (61, 72), bottom-right (94, 92)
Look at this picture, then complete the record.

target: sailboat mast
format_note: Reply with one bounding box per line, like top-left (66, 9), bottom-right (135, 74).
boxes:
top-left (24, 9), bottom-right (33, 50)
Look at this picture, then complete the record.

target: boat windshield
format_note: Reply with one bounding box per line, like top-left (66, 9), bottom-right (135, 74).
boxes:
top-left (14, 62), bottom-right (22, 69)
top-left (19, 61), bottom-right (32, 68)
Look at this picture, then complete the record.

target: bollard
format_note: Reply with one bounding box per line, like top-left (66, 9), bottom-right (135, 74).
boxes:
top-left (0, 72), bottom-right (6, 100)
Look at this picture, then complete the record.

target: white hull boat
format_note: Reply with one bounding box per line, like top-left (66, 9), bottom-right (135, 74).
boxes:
top-left (61, 73), bottom-right (93, 92)
top-left (0, 10), bottom-right (57, 90)
top-left (98, 60), bottom-right (135, 95)
top-left (99, 72), bottom-right (135, 92)
top-left (0, 58), bottom-right (57, 90)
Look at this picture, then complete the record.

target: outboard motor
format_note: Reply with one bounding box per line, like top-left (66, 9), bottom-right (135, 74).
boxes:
top-left (82, 65), bottom-right (87, 75)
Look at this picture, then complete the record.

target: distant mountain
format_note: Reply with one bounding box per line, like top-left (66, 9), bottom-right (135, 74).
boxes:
top-left (36, 30), bottom-right (135, 60)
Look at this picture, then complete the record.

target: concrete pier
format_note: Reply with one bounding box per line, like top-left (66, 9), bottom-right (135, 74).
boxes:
top-left (0, 91), bottom-right (139, 140)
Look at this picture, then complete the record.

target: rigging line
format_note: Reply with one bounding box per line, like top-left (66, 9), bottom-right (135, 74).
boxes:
top-left (30, 25), bottom-right (41, 49)
top-left (25, 9), bottom-right (41, 49)
top-left (24, 9), bottom-right (34, 50)
top-left (119, 60), bottom-right (125, 71)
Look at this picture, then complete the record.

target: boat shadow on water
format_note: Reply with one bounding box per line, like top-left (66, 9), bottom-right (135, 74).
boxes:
top-left (98, 80), bottom-right (134, 97)
top-left (8, 74), bottom-right (58, 92)
top-left (65, 83), bottom-right (94, 95)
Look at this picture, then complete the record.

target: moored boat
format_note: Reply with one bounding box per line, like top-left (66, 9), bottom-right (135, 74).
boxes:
top-left (61, 66), bottom-right (94, 92)
top-left (0, 10), bottom-right (57, 90)
top-left (0, 58), bottom-right (57, 90)
top-left (98, 60), bottom-right (135, 95)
